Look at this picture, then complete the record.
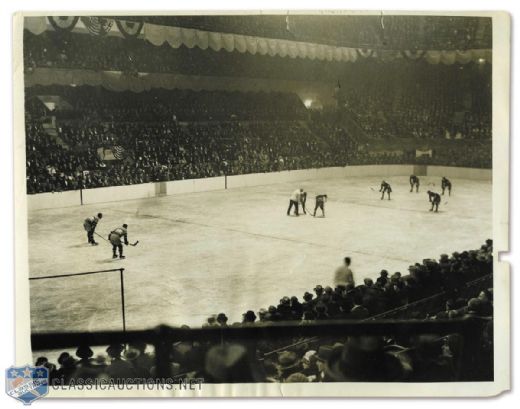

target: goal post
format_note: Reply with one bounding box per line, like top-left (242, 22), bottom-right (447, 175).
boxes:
top-left (29, 268), bottom-right (127, 334)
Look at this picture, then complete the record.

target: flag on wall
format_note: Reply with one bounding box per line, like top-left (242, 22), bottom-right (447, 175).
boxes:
top-left (112, 146), bottom-right (126, 160)
top-left (97, 146), bottom-right (125, 160)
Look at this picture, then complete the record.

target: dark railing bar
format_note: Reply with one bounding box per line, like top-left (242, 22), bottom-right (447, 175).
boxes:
top-left (31, 318), bottom-right (486, 351)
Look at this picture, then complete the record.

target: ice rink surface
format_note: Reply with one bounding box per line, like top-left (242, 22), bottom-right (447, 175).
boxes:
top-left (28, 175), bottom-right (492, 332)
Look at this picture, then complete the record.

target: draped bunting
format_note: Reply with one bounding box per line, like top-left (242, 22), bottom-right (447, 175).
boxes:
top-left (80, 17), bottom-right (114, 36)
top-left (23, 16), bottom-right (491, 65)
top-left (47, 16), bottom-right (79, 33)
top-left (115, 19), bottom-right (144, 38)
top-left (402, 50), bottom-right (427, 60)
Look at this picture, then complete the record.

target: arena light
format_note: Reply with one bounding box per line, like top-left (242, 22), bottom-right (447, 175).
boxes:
top-left (304, 99), bottom-right (313, 108)
top-left (478, 58), bottom-right (486, 64)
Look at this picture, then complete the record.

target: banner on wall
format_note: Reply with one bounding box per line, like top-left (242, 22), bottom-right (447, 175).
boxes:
top-left (416, 149), bottom-right (433, 158)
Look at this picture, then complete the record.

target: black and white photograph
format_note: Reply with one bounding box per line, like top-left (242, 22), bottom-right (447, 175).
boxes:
top-left (12, 10), bottom-right (509, 397)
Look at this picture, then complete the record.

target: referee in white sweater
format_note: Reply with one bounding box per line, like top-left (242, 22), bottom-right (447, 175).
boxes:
top-left (287, 188), bottom-right (303, 216)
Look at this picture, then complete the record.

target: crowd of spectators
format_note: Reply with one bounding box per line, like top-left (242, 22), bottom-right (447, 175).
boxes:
top-left (25, 86), bottom-right (365, 193)
top-left (339, 65), bottom-right (492, 143)
top-left (34, 240), bottom-right (493, 383)
top-left (27, 86), bottom-right (308, 122)
top-left (24, 85), bottom-right (492, 194)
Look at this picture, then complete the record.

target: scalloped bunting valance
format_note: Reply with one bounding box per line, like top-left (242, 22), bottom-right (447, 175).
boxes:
top-left (24, 16), bottom-right (492, 65)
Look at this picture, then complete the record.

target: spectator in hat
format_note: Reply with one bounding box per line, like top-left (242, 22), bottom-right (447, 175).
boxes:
top-left (324, 336), bottom-right (411, 382)
top-left (76, 345), bottom-right (95, 368)
top-left (277, 297), bottom-right (292, 319)
top-left (349, 293), bottom-right (370, 319)
top-left (242, 310), bottom-right (257, 325)
top-left (258, 308), bottom-right (269, 322)
top-left (314, 302), bottom-right (329, 320)
top-left (204, 344), bottom-right (261, 383)
top-left (408, 335), bottom-right (456, 382)
top-left (55, 352), bottom-right (77, 384)
top-left (290, 296), bottom-right (304, 320)
top-left (314, 345), bottom-right (334, 381)
top-left (301, 350), bottom-right (319, 378)
top-left (302, 291), bottom-right (315, 312)
top-left (376, 270), bottom-right (389, 287)
top-left (35, 357), bottom-right (58, 381)
top-left (123, 347), bottom-right (151, 378)
top-left (267, 305), bottom-right (281, 321)
top-left (285, 372), bottom-right (309, 383)
top-left (277, 351), bottom-right (302, 380)
top-left (263, 360), bottom-right (281, 382)
top-left (72, 356), bottom-right (102, 383)
top-left (106, 344), bottom-right (136, 380)
top-left (128, 341), bottom-right (154, 374)
top-left (216, 313), bottom-right (229, 327)
top-left (203, 315), bottom-right (219, 328)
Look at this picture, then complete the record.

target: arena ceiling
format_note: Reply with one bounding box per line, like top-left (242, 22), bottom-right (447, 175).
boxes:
top-left (116, 15), bottom-right (492, 50)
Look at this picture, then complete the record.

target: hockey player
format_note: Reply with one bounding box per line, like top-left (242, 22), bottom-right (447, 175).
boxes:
top-left (300, 191), bottom-right (308, 214)
top-left (287, 188), bottom-right (303, 216)
top-left (441, 177), bottom-right (452, 196)
top-left (427, 191), bottom-right (441, 212)
top-left (409, 175), bottom-right (420, 193)
top-left (379, 180), bottom-right (392, 200)
top-left (312, 194), bottom-right (328, 217)
top-left (109, 224), bottom-right (129, 259)
top-left (83, 213), bottom-right (103, 245)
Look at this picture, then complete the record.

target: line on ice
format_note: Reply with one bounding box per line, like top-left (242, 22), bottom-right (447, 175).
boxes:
top-left (112, 208), bottom-right (416, 264)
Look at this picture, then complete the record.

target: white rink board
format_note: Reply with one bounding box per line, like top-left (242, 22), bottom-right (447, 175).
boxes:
top-left (28, 174), bottom-right (492, 333)
top-left (344, 165), bottom-right (415, 177)
top-left (27, 165), bottom-right (484, 209)
top-left (27, 190), bottom-right (81, 211)
top-left (165, 176), bottom-right (226, 195)
top-left (427, 166), bottom-right (492, 180)
top-left (82, 183), bottom-right (157, 205)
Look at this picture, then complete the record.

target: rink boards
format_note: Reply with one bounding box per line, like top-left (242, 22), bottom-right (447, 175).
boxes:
top-left (27, 165), bottom-right (491, 210)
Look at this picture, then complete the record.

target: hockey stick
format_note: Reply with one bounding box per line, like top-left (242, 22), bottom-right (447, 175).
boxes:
top-left (94, 231), bottom-right (110, 243)
top-left (128, 241), bottom-right (139, 247)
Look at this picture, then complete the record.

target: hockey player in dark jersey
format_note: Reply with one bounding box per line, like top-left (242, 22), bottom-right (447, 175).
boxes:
top-left (441, 177), bottom-right (452, 196)
top-left (427, 191), bottom-right (441, 212)
top-left (379, 180), bottom-right (392, 200)
top-left (409, 175), bottom-right (420, 193)
top-left (109, 224), bottom-right (129, 259)
top-left (312, 194), bottom-right (328, 217)
top-left (83, 213), bottom-right (103, 245)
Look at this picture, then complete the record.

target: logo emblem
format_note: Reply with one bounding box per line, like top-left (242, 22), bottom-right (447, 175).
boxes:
top-left (6, 365), bottom-right (49, 405)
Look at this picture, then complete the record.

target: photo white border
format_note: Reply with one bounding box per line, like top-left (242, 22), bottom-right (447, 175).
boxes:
top-left (6, 2), bottom-right (513, 401)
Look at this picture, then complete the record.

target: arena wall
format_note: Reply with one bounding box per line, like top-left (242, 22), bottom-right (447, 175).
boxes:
top-left (226, 169), bottom-right (319, 189)
top-left (27, 165), bottom-right (490, 209)
top-left (164, 176), bottom-right (226, 195)
top-left (343, 165), bottom-right (416, 177)
top-left (82, 183), bottom-right (157, 205)
top-left (427, 166), bottom-right (492, 181)
top-left (27, 190), bottom-right (82, 211)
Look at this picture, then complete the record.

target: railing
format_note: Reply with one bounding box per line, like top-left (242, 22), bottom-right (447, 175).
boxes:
top-left (31, 318), bottom-right (490, 382)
